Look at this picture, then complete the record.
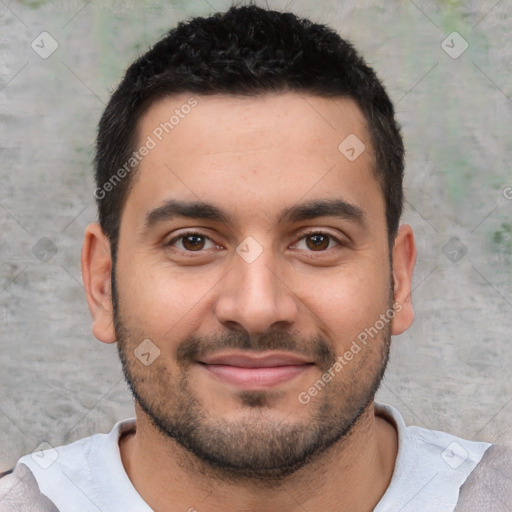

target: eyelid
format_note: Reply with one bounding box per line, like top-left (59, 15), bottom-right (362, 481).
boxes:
top-left (291, 229), bottom-right (348, 249)
top-left (165, 229), bottom-right (222, 251)
top-left (164, 228), bottom-right (349, 253)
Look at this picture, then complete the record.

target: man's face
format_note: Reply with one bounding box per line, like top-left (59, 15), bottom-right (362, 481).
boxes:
top-left (111, 93), bottom-right (399, 478)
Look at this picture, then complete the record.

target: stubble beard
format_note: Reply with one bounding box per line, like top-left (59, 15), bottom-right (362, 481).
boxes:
top-left (112, 268), bottom-right (392, 482)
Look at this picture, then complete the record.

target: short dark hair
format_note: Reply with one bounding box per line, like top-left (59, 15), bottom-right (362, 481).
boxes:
top-left (94, 4), bottom-right (404, 258)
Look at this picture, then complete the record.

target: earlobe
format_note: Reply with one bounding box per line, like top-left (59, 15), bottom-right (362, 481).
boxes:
top-left (81, 223), bottom-right (116, 344)
top-left (391, 224), bottom-right (417, 336)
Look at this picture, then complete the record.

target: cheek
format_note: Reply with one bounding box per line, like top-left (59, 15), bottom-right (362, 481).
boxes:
top-left (291, 262), bottom-right (391, 347)
top-left (115, 257), bottom-right (223, 342)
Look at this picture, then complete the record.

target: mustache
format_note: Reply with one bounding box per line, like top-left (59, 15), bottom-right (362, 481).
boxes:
top-left (176, 330), bottom-right (337, 371)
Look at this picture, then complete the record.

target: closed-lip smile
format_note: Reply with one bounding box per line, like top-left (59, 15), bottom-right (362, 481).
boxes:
top-left (197, 351), bottom-right (314, 389)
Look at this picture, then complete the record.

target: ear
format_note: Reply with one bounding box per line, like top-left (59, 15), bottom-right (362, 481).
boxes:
top-left (391, 224), bottom-right (417, 335)
top-left (81, 223), bottom-right (116, 344)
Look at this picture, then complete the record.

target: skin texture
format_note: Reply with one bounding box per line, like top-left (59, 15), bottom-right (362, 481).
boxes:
top-left (82, 92), bottom-right (416, 511)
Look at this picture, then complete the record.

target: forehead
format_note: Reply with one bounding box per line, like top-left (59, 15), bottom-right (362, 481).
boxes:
top-left (125, 92), bottom-right (383, 229)
top-left (138, 92), bottom-right (371, 161)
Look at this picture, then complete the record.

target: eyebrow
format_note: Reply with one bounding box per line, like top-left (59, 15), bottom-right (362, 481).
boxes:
top-left (278, 198), bottom-right (365, 225)
top-left (144, 198), bottom-right (366, 229)
top-left (145, 200), bottom-right (230, 228)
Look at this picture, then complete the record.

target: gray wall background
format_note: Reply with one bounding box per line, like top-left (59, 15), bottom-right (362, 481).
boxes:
top-left (1, 0), bottom-right (511, 470)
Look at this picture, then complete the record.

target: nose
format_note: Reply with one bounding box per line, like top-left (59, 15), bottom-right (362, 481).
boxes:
top-left (214, 245), bottom-right (299, 335)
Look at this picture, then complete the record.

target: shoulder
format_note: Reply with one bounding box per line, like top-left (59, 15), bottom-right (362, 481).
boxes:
top-left (0, 463), bottom-right (59, 512)
top-left (0, 419), bottom-right (138, 512)
top-left (455, 444), bottom-right (512, 511)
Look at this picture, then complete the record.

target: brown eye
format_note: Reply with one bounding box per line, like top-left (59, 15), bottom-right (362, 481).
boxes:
top-left (165, 231), bottom-right (221, 257)
top-left (305, 233), bottom-right (331, 251)
top-left (181, 234), bottom-right (206, 251)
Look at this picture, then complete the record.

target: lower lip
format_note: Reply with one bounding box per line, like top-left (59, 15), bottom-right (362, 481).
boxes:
top-left (200, 364), bottom-right (312, 389)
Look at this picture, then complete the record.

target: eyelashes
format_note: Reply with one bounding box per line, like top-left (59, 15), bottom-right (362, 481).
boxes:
top-left (167, 232), bottom-right (217, 252)
top-left (166, 230), bottom-right (345, 255)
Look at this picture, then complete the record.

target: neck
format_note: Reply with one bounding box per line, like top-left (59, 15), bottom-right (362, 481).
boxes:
top-left (120, 402), bottom-right (398, 512)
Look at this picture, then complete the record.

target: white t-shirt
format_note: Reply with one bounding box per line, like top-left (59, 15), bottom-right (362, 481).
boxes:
top-left (0, 402), bottom-right (509, 511)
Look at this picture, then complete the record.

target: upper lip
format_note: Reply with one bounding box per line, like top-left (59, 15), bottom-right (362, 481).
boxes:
top-left (198, 351), bottom-right (313, 368)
